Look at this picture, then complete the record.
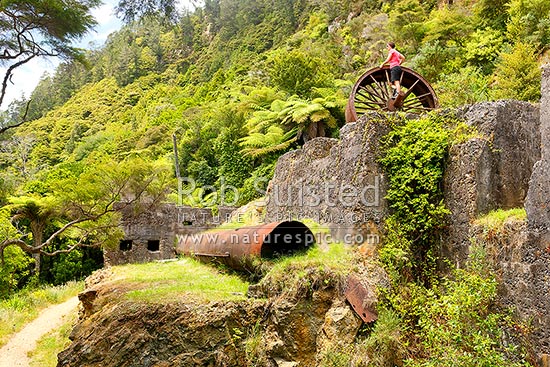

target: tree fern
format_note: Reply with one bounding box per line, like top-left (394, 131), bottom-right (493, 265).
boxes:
top-left (239, 126), bottom-right (297, 157)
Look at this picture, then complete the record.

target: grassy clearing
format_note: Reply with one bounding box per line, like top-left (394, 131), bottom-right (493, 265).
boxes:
top-left (28, 308), bottom-right (78, 367)
top-left (475, 208), bottom-right (527, 231)
top-left (0, 281), bottom-right (83, 348)
top-left (109, 258), bottom-right (250, 303)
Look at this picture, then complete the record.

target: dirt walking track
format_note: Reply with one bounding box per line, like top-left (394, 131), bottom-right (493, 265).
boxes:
top-left (0, 296), bottom-right (79, 367)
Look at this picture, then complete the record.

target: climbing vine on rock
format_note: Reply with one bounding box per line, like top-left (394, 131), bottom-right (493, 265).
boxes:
top-left (378, 114), bottom-right (452, 284)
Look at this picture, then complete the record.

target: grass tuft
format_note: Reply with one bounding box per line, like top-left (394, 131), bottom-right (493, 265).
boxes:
top-left (475, 208), bottom-right (527, 231)
top-left (254, 242), bottom-right (356, 298)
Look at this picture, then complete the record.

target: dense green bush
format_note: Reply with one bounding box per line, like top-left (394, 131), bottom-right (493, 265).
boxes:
top-left (435, 66), bottom-right (489, 107)
top-left (491, 42), bottom-right (541, 102)
top-left (379, 114), bottom-right (451, 283)
top-left (0, 246), bottom-right (34, 299)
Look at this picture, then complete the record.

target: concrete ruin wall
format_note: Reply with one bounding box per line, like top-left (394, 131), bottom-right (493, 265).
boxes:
top-left (526, 66), bottom-right (550, 240)
top-left (443, 100), bottom-right (541, 264)
top-left (470, 221), bottom-right (550, 360)
top-left (104, 204), bottom-right (236, 266)
top-left (523, 66), bottom-right (550, 363)
top-left (264, 115), bottom-right (391, 245)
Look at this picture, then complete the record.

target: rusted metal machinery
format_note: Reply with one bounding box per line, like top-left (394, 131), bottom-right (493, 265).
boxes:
top-left (344, 275), bottom-right (378, 323)
top-left (176, 221), bottom-right (315, 270)
top-left (345, 66), bottom-right (439, 122)
top-left (177, 221), bottom-right (379, 323)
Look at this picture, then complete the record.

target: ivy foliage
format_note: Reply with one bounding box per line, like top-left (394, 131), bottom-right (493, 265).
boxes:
top-left (378, 114), bottom-right (452, 283)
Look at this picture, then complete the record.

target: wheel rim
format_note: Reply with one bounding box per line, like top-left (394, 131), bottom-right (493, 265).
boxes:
top-left (346, 66), bottom-right (439, 122)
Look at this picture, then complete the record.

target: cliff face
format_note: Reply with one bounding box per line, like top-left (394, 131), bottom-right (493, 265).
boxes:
top-left (57, 258), bottom-right (383, 367)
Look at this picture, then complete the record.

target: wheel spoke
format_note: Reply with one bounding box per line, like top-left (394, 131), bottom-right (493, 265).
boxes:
top-left (402, 100), bottom-right (425, 108)
top-left (356, 100), bottom-right (385, 107)
top-left (412, 92), bottom-right (433, 100)
top-left (356, 88), bottom-right (381, 103)
top-left (361, 84), bottom-right (385, 102)
top-left (349, 67), bottom-right (438, 121)
top-left (403, 79), bottom-right (420, 99)
top-left (379, 82), bottom-right (390, 100)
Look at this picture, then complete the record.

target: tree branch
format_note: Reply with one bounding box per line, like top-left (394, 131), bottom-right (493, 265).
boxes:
top-left (0, 100), bottom-right (31, 134)
top-left (0, 53), bottom-right (35, 110)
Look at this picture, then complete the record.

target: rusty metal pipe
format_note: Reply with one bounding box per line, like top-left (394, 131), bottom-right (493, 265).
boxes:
top-left (176, 221), bottom-right (315, 270)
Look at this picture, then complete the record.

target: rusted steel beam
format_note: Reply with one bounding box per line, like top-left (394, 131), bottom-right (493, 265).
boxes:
top-left (344, 275), bottom-right (378, 323)
top-left (176, 221), bottom-right (315, 270)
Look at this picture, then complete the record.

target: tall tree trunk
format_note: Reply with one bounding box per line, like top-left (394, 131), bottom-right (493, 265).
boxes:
top-left (32, 252), bottom-right (41, 276)
top-left (30, 223), bottom-right (44, 277)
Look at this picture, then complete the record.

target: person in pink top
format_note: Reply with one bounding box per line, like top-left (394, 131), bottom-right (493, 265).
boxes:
top-left (380, 42), bottom-right (405, 99)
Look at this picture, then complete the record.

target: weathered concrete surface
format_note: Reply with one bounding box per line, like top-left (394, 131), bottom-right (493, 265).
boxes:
top-left (444, 101), bottom-right (540, 264)
top-left (105, 204), bottom-right (235, 266)
top-left (526, 66), bottom-right (550, 237)
top-left (264, 114), bottom-right (390, 244)
top-left (526, 159), bottom-right (550, 233)
top-left (458, 100), bottom-right (541, 209)
top-left (470, 220), bottom-right (550, 361)
top-left (522, 66), bottom-right (550, 364)
top-left (541, 66), bottom-right (550, 159)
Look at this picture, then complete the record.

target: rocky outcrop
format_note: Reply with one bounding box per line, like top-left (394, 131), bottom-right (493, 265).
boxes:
top-left (264, 114), bottom-right (391, 245)
top-left (60, 299), bottom-right (266, 367)
top-left (443, 100), bottom-right (540, 264)
top-left (470, 220), bottom-right (550, 360)
top-left (57, 260), bottom-right (379, 367)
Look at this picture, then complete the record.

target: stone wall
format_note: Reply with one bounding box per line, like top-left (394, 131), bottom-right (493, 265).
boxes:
top-left (526, 66), bottom-right (550, 237)
top-left (470, 221), bottom-right (550, 363)
top-left (104, 204), bottom-right (236, 266)
top-left (443, 100), bottom-right (540, 264)
top-left (264, 114), bottom-right (390, 245)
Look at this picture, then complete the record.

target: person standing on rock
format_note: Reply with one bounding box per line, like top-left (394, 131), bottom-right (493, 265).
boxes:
top-left (380, 42), bottom-right (405, 99)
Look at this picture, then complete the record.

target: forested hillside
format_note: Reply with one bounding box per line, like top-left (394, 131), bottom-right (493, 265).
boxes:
top-left (0, 0), bottom-right (548, 294)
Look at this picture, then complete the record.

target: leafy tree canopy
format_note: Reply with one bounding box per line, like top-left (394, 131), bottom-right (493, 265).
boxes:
top-left (0, 0), bottom-right (101, 111)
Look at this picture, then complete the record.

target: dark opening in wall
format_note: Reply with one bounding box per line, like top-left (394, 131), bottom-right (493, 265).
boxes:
top-left (147, 240), bottom-right (160, 252)
top-left (182, 221), bottom-right (193, 226)
top-left (120, 240), bottom-right (133, 251)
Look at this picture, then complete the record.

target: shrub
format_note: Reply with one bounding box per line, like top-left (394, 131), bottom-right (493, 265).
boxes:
top-left (490, 42), bottom-right (541, 102)
top-left (378, 114), bottom-right (451, 283)
top-left (435, 66), bottom-right (489, 107)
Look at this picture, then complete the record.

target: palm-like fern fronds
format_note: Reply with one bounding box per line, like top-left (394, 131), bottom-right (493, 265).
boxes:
top-left (240, 126), bottom-right (298, 157)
